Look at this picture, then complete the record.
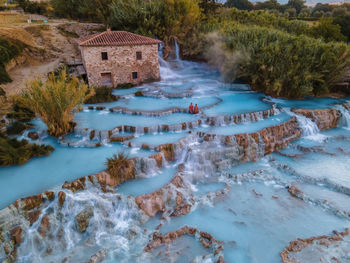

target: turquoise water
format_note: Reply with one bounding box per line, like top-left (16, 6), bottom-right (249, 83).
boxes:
top-left (1, 55), bottom-right (350, 263)
top-left (204, 92), bottom-right (270, 116)
top-left (74, 110), bottom-right (199, 130)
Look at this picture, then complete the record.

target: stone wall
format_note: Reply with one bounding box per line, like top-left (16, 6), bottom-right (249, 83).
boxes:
top-left (81, 44), bottom-right (160, 87)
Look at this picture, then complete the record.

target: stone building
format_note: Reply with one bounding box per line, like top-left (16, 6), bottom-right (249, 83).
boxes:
top-left (79, 30), bottom-right (161, 87)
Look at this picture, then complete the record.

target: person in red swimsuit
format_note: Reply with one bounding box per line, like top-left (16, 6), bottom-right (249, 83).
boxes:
top-left (194, 104), bottom-right (199, 114)
top-left (189, 102), bottom-right (194, 114)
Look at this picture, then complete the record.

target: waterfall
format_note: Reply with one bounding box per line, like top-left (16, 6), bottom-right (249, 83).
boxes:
top-left (337, 105), bottom-right (350, 129)
top-left (158, 41), bottom-right (180, 80)
top-left (174, 37), bottom-right (180, 61)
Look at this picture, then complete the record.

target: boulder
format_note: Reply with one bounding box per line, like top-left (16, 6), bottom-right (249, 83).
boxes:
top-left (76, 206), bottom-right (94, 233)
top-left (20, 194), bottom-right (44, 211)
top-left (58, 191), bottom-right (66, 207)
top-left (27, 131), bottom-right (39, 140)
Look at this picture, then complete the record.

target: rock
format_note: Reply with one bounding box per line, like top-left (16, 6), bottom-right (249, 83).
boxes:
top-left (135, 189), bottom-right (165, 217)
top-left (62, 177), bottom-right (86, 192)
top-left (76, 206), bottom-right (94, 233)
top-left (9, 226), bottom-right (22, 245)
top-left (280, 228), bottom-right (349, 263)
top-left (292, 108), bottom-right (340, 130)
top-left (95, 161), bottom-right (135, 188)
top-left (150, 153), bottom-right (163, 168)
top-left (58, 191), bottom-right (66, 207)
top-left (95, 106), bottom-right (105, 110)
top-left (20, 194), bottom-right (44, 211)
top-left (288, 185), bottom-right (303, 198)
top-left (44, 191), bottom-right (55, 201)
top-left (155, 143), bottom-right (175, 162)
top-left (38, 215), bottom-right (50, 237)
top-left (144, 226), bottom-right (197, 252)
top-left (28, 131), bottom-right (39, 140)
top-left (141, 144), bottom-right (150, 150)
top-left (89, 249), bottom-right (107, 263)
top-left (27, 210), bottom-right (41, 225)
top-left (89, 130), bottom-right (95, 140)
top-left (110, 135), bottom-right (134, 142)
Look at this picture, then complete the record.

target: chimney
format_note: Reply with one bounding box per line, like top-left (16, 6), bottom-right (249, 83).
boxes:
top-left (107, 25), bottom-right (111, 32)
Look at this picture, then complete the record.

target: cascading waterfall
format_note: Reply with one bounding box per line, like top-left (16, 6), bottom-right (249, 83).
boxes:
top-left (174, 37), bottom-right (181, 61)
top-left (337, 105), bottom-right (350, 129)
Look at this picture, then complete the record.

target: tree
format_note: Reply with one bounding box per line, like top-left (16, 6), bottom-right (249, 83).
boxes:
top-left (15, 71), bottom-right (93, 137)
top-left (333, 14), bottom-right (350, 42)
top-left (226, 0), bottom-right (253, 10)
top-left (287, 0), bottom-right (305, 14)
top-left (299, 7), bottom-right (311, 17)
top-left (332, 7), bottom-right (347, 17)
top-left (311, 18), bottom-right (346, 43)
top-left (285, 7), bottom-right (296, 17)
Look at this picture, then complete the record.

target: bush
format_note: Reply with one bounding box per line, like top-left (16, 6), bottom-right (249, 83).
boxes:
top-left (105, 152), bottom-right (135, 183)
top-left (6, 121), bottom-right (27, 135)
top-left (85, 86), bottom-right (118, 104)
top-left (116, 83), bottom-right (134, 89)
top-left (0, 133), bottom-right (54, 167)
top-left (134, 91), bottom-right (144, 97)
top-left (7, 98), bottom-right (35, 122)
top-left (0, 38), bottom-right (25, 84)
top-left (14, 71), bottom-right (93, 137)
top-left (210, 24), bottom-right (350, 98)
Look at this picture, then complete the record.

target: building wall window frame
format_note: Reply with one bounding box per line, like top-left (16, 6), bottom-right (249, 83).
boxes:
top-left (136, 51), bottom-right (142, 60)
top-left (101, 52), bottom-right (108, 61)
top-left (132, 72), bottom-right (138, 80)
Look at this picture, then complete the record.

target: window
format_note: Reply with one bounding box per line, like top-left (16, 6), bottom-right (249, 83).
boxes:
top-left (132, 72), bottom-right (138, 80)
top-left (101, 52), bottom-right (108, 61)
top-left (136, 51), bottom-right (142, 60)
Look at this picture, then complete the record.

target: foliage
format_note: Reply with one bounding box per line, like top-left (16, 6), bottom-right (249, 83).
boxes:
top-left (14, 71), bottom-right (93, 137)
top-left (0, 87), bottom-right (5, 98)
top-left (0, 133), bottom-right (54, 167)
top-left (0, 38), bottom-right (25, 84)
top-left (6, 121), bottom-right (27, 135)
top-left (85, 86), bottom-right (118, 104)
top-left (108, 0), bottom-right (201, 43)
top-left (215, 24), bottom-right (350, 98)
top-left (225, 0), bottom-right (253, 11)
top-left (105, 152), bottom-right (133, 178)
top-left (311, 18), bottom-right (347, 43)
top-left (7, 98), bottom-right (35, 122)
top-left (16, 0), bottom-right (52, 16)
top-left (286, 0), bottom-right (305, 14)
top-left (50, 0), bottom-right (112, 22)
top-left (333, 15), bottom-right (350, 42)
top-left (116, 83), bottom-right (135, 89)
top-left (134, 91), bottom-right (144, 97)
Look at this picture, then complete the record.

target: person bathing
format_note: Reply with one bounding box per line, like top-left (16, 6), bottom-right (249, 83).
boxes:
top-left (189, 102), bottom-right (194, 114)
top-left (194, 104), bottom-right (199, 114)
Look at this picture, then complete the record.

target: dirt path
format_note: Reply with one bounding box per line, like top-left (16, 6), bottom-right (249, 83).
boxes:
top-left (2, 23), bottom-right (81, 95)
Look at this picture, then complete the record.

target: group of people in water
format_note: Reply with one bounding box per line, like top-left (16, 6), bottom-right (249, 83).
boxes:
top-left (189, 102), bottom-right (199, 114)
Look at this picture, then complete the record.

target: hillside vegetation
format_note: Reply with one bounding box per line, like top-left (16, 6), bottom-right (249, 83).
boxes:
top-left (4, 0), bottom-right (350, 98)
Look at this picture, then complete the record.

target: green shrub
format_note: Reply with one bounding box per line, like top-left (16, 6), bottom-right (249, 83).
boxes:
top-left (7, 98), bottom-right (35, 122)
top-left (85, 86), bottom-right (118, 104)
top-left (0, 133), bottom-right (54, 167)
top-left (116, 83), bottom-right (134, 89)
top-left (6, 121), bottom-right (27, 135)
top-left (0, 38), bottom-right (25, 84)
top-left (134, 91), bottom-right (144, 97)
top-left (105, 152), bottom-right (135, 182)
top-left (211, 24), bottom-right (350, 98)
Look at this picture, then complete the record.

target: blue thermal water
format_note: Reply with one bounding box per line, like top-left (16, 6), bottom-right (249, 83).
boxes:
top-left (200, 113), bottom-right (291, 135)
top-left (1, 55), bottom-right (350, 263)
top-left (0, 138), bottom-right (153, 209)
top-left (204, 92), bottom-right (271, 116)
top-left (131, 132), bottom-right (188, 146)
top-left (74, 111), bottom-right (199, 130)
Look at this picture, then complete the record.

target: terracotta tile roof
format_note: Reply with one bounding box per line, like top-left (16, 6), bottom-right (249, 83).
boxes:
top-left (79, 30), bottom-right (162, 47)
